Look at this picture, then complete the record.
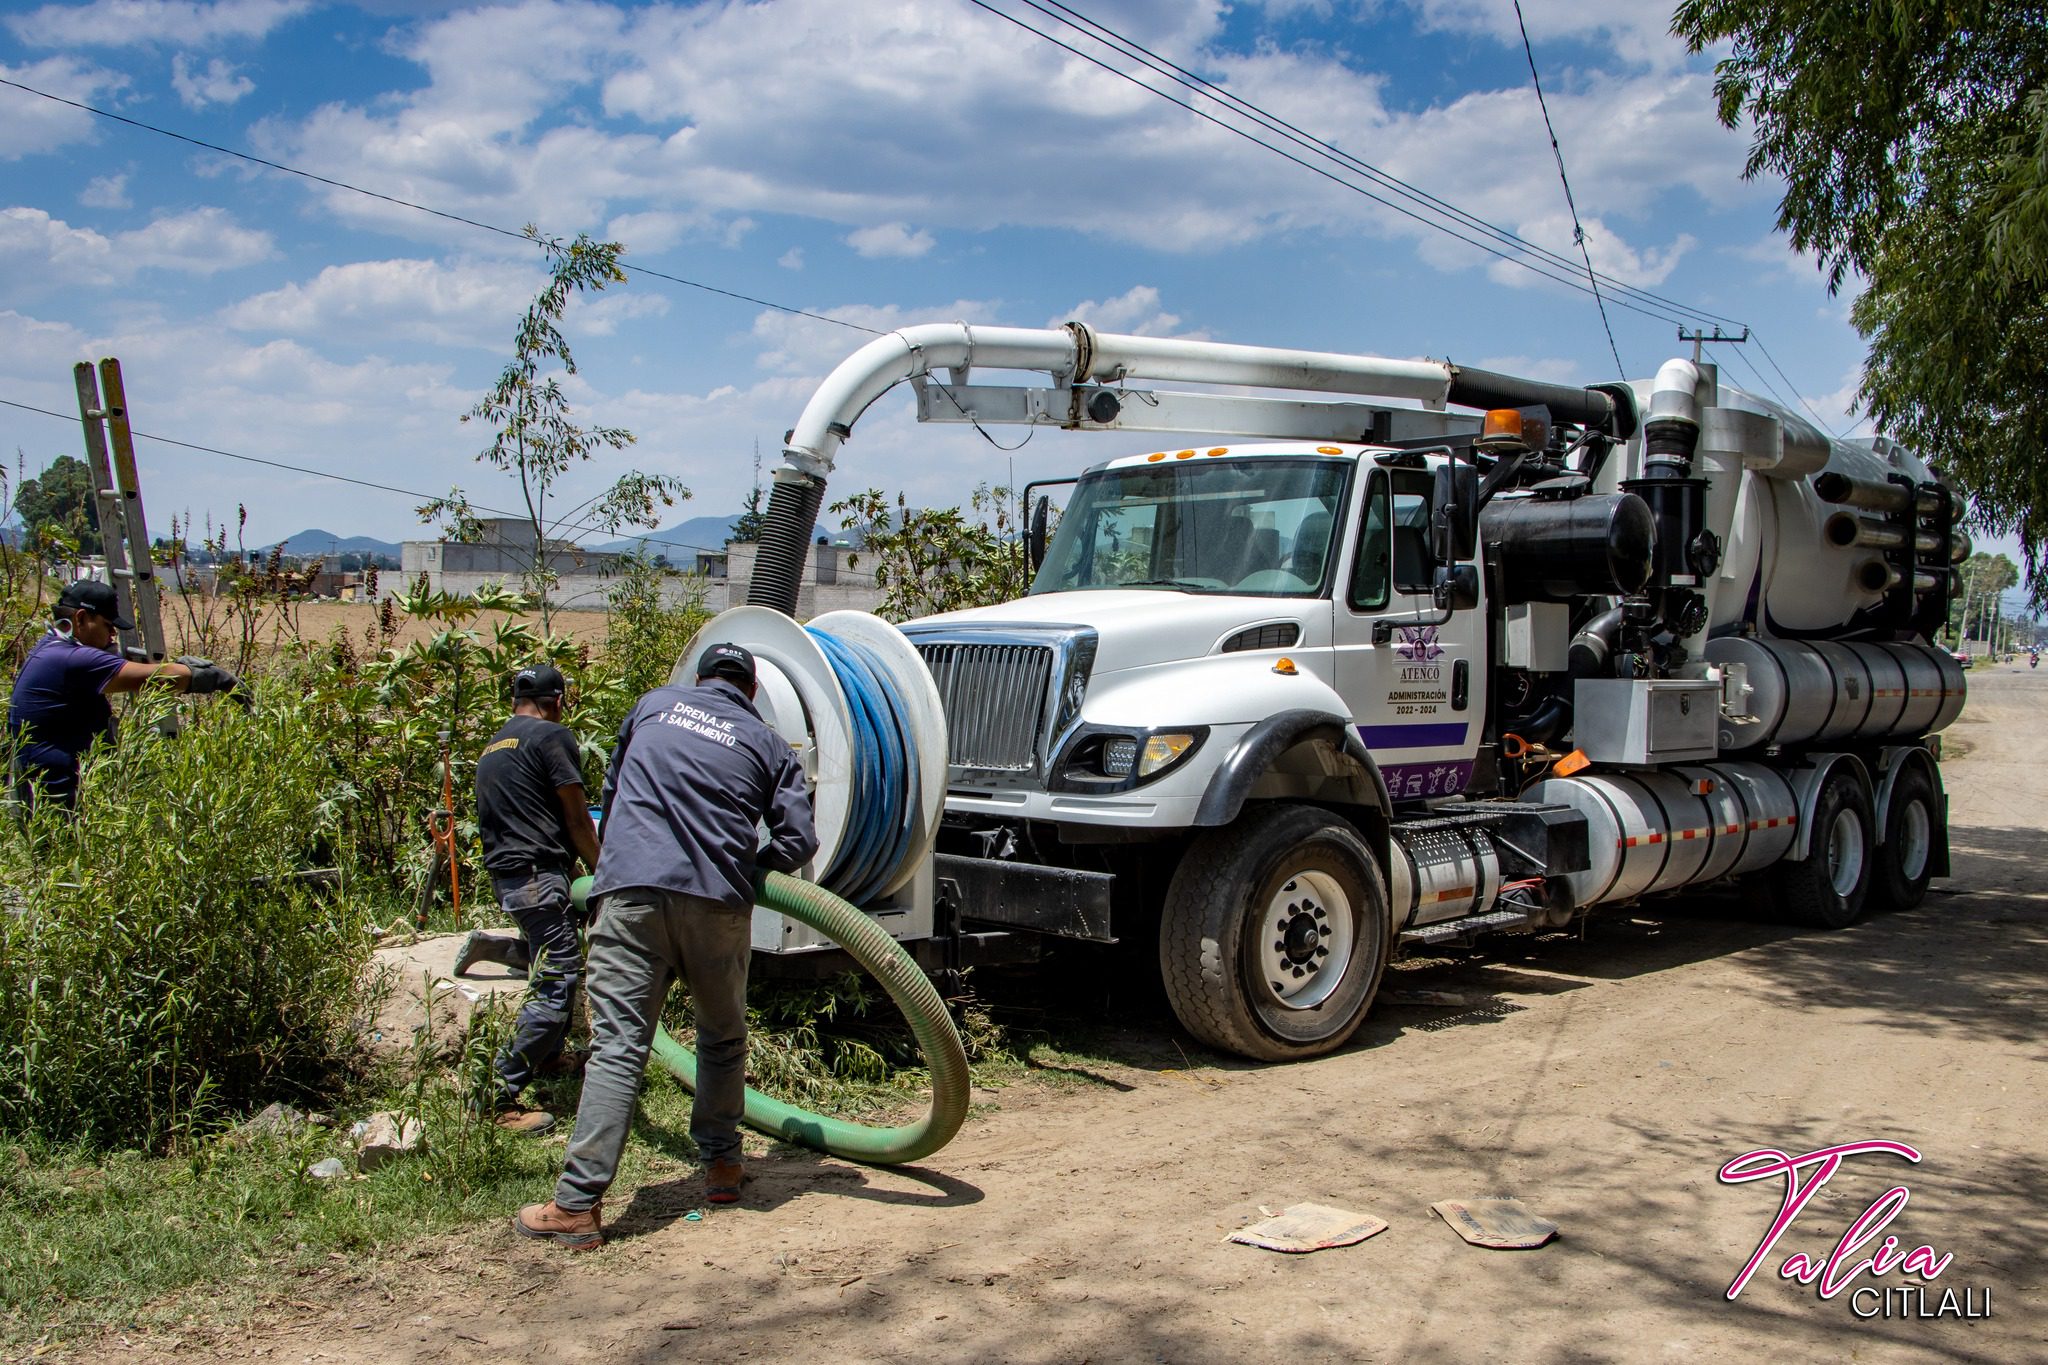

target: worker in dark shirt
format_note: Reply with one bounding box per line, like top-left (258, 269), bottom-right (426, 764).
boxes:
top-left (8, 579), bottom-right (237, 814)
top-left (515, 642), bottom-right (817, 1250)
top-left (471, 664), bottom-right (602, 1136)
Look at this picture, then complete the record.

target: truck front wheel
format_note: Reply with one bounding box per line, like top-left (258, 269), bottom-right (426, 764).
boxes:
top-left (1159, 804), bottom-right (1390, 1061)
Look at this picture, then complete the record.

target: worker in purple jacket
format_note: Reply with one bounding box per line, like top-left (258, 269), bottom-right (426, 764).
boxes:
top-left (515, 642), bottom-right (817, 1251)
top-left (8, 579), bottom-right (237, 814)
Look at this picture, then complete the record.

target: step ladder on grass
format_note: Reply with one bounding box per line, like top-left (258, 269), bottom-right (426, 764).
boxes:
top-left (71, 358), bottom-right (167, 667)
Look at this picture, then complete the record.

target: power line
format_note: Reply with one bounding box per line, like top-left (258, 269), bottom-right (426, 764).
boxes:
top-left (0, 393), bottom-right (888, 576)
top-left (0, 75), bottom-right (881, 337)
top-left (985, 0), bottom-right (1854, 432)
top-left (1021, 0), bottom-right (1746, 333)
top-left (961, 0), bottom-right (1701, 329)
top-left (1513, 0), bottom-right (1624, 379)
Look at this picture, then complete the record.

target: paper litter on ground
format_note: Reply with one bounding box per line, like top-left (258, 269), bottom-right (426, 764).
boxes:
top-left (1228, 1202), bottom-right (1388, 1253)
top-left (1429, 1197), bottom-right (1558, 1248)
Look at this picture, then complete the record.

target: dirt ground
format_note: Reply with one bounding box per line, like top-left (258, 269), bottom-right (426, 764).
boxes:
top-left (150, 669), bottom-right (2045, 1364)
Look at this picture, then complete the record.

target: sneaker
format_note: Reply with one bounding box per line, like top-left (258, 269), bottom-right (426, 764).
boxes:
top-left (705, 1157), bottom-right (745, 1205)
top-left (493, 1105), bottom-right (557, 1137)
top-left (512, 1200), bottom-right (602, 1251)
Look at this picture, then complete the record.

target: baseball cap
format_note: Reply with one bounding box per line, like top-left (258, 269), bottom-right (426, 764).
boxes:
top-left (57, 579), bottom-right (133, 630)
top-left (511, 664), bottom-right (567, 699)
top-left (696, 642), bottom-right (756, 686)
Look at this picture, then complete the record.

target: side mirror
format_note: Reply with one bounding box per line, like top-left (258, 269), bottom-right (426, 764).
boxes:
top-left (1433, 563), bottom-right (1479, 611)
top-left (1430, 463), bottom-right (1478, 564)
top-left (1027, 495), bottom-right (1051, 572)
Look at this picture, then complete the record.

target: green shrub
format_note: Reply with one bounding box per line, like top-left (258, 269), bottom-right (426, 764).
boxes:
top-left (0, 688), bottom-right (375, 1150)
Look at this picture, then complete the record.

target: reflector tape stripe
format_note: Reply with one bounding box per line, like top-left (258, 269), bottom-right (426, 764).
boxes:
top-left (1423, 886), bottom-right (1474, 904)
top-left (1617, 818), bottom-right (1780, 849)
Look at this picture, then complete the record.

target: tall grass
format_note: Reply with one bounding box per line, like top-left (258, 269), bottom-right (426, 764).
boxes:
top-left (0, 687), bottom-right (374, 1150)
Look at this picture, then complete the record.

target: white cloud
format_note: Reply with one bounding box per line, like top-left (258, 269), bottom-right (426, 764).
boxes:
top-left (777, 247), bottom-right (803, 271)
top-left (845, 222), bottom-right (935, 259)
top-left (80, 173), bottom-right (131, 209)
top-left (1394, 0), bottom-right (1693, 69)
top-left (0, 205), bottom-right (273, 286)
top-left (1054, 285), bottom-right (1204, 339)
top-left (748, 297), bottom-right (1004, 376)
top-left (573, 291), bottom-right (668, 338)
top-left (170, 53), bottom-right (254, 108)
top-left (0, 58), bottom-right (127, 160)
top-left (252, 0), bottom-right (1748, 286)
top-left (7, 0), bottom-right (309, 48)
top-left (221, 257), bottom-right (540, 349)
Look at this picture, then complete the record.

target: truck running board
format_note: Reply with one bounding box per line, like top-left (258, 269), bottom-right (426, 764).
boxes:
top-left (1399, 909), bottom-right (1534, 947)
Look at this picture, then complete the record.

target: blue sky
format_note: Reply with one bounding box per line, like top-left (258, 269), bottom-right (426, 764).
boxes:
top-left (0, 0), bottom-right (1970, 565)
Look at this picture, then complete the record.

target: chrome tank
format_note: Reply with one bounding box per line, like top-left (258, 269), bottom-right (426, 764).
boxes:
top-left (1704, 637), bottom-right (1965, 752)
top-left (1527, 763), bottom-right (1799, 908)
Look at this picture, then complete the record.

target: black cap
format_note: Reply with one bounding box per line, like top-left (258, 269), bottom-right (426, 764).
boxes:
top-left (57, 579), bottom-right (133, 630)
top-left (511, 664), bottom-right (567, 699)
top-left (696, 642), bottom-right (755, 687)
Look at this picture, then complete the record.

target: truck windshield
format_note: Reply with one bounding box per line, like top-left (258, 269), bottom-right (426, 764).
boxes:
top-left (1030, 457), bottom-right (1350, 597)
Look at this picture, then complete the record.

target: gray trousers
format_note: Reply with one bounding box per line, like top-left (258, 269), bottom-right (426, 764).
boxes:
top-left (553, 887), bottom-right (751, 1212)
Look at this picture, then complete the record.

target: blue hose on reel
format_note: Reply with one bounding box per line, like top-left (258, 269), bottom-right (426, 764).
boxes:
top-left (806, 626), bottom-right (916, 905)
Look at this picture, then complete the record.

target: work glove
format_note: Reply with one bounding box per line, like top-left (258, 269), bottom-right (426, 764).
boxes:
top-left (183, 663), bottom-right (240, 696)
top-left (176, 654), bottom-right (216, 670)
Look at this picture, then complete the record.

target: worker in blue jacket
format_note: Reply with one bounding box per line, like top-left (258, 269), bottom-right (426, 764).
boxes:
top-left (515, 642), bottom-right (817, 1250)
top-left (8, 579), bottom-right (237, 814)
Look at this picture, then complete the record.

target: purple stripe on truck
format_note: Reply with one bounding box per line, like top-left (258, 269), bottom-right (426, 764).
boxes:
top-left (1356, 722), bottom-right (1469, 750)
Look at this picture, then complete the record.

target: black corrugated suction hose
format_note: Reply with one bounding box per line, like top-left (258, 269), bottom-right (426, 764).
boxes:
top-left (746, 474), bottom-right (827, 616)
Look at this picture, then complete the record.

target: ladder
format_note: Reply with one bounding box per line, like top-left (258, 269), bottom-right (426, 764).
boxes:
top-left (71, 358), bottom-right (167, 666)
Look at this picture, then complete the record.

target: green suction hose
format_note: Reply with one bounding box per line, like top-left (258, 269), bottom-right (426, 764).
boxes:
top-left (571, 872), bottom-right (970, 1165)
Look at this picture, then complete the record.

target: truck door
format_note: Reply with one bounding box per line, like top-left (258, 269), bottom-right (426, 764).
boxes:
top-left (1333, 465), bottom-right (1487, 801)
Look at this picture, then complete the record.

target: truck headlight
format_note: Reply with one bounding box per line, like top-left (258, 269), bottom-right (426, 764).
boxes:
top-left (1139, 732), bottom-right (1199, 776)
top-left (1051, 726), bottom-right (1208, 791)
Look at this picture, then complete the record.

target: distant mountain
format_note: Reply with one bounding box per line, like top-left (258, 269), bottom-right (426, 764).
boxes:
top-left (269, 529), bottom-right (402, 558)
top-left (599, 514), bottom-right (745, 558)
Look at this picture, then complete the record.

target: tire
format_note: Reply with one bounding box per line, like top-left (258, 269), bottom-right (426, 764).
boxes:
top-left (1872, 763), bottom-right (1937, 912)
top-left (1769, 768), bottom-right (1875, 929)
top-left (1159, 804), bottom-right (1390, 1061)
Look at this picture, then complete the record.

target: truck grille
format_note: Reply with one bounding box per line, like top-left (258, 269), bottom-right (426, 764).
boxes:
top-left (915, 642), bottom-right (1053, 773)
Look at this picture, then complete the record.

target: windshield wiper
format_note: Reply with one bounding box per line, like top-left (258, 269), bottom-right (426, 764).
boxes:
top-left (1120, 578), bottom-right (1216, 592)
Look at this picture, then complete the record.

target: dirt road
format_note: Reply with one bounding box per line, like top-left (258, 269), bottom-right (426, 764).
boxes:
top-left (184, 670), bottom-right (2046, 1364)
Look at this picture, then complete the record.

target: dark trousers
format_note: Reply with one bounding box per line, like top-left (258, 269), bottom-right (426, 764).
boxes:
top-left (490, 870), bottom-right (581, 1105)
top-left (554, 888), bottom-right (752, 1212)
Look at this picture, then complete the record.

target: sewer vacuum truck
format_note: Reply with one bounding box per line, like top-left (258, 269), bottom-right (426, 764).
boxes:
top-left (703, 323), bottom-right (1966, 1063)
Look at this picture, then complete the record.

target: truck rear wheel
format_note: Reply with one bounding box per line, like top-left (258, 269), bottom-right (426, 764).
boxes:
top-left (1872, 763), bottom-right (1937, 911)
top-left (1770, 768), bottom-right (1874, 929)
top-left (1159, 804), bottom-right (1389, 1061)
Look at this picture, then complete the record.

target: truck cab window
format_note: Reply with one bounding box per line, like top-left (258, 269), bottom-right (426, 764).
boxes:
top-left (1391, 471), bottom-right (1433, 594)
top-left (1349, 471), bottom-right (1392, 610)
top-left (1031, 456), bottom-right (1349, 597)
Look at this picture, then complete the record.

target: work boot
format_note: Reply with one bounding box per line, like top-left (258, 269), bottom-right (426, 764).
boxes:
top-left (705, 1157), bottom-right (745, 1205)
top-left (513, 1200), bottom-right (602, 1251)
top-left (493, 1105), bottom-right (557, 1137)
top-left (453, 930), bottom-right (530, 978)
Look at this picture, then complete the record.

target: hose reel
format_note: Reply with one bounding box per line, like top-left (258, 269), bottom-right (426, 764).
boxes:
top-left (597, 606), bottom-right (966, 1164)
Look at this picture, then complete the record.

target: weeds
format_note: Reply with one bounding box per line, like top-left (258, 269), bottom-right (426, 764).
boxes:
top-left (0, 689), bottom-right (374, 1150)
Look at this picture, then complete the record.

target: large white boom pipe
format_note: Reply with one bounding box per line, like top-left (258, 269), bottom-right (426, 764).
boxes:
top-left (778, 322), bottom-right (1458, 480)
